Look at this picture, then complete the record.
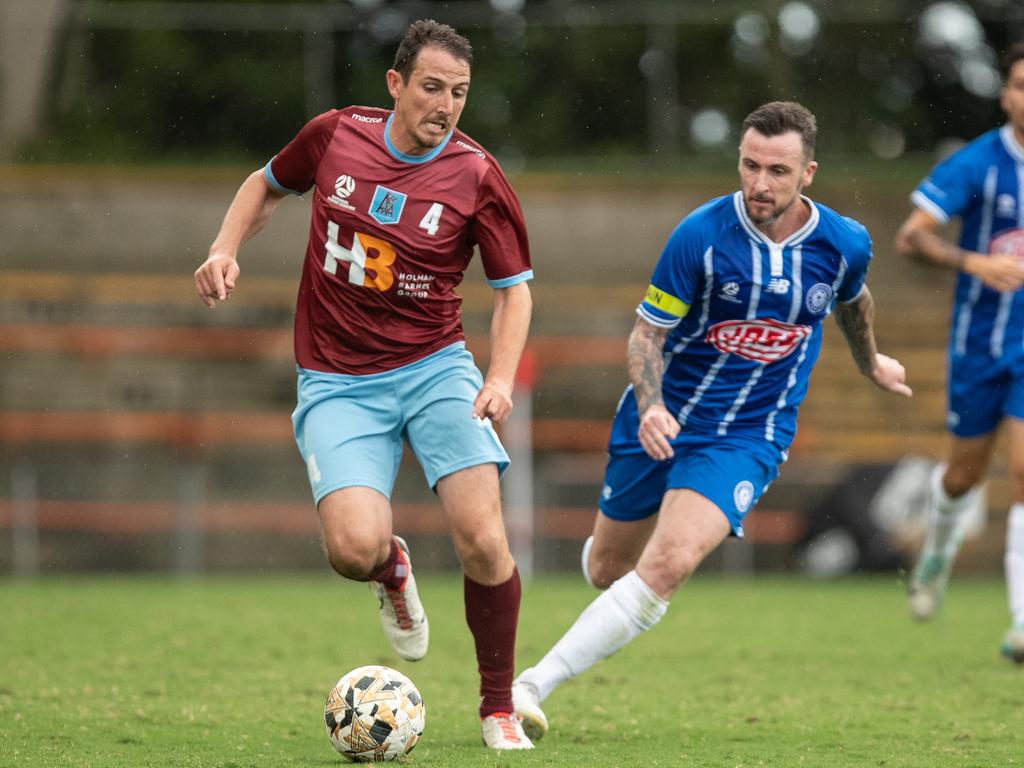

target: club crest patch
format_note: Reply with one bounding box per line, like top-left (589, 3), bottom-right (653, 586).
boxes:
top-left (368, 185), bottom-right (407, 225)
top-left (733, 480), bottom-right (755, 513)
top-left (805, 282), bottom-right (833, 314)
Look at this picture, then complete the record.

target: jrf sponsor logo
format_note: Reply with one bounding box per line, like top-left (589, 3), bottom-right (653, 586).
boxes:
top-left (705, 318), bottom-right (812, 362)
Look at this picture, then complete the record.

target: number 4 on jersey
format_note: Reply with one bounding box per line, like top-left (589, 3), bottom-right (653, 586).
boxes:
top-left (419, 203), bottom-right (444, 236)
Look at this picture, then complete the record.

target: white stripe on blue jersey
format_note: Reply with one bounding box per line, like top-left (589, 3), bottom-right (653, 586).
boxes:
top-left (668, 245), bottom-right (715, 358)
top-left (914, 125), bottom-right (1024, 361)
top-left (631, 191), bottom-right (872, 451)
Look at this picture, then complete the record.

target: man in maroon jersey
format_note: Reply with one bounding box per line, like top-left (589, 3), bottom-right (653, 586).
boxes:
top-left (194, 19), bottom-right (534, 750)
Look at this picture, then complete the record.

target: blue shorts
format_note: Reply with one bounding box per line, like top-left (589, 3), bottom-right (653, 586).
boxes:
top-left (599, 399), bottom-right (784, 536)
top-left (947, 351), bottom-right (1024, 437)
top-left (292, 342), bottom-right (509, 504)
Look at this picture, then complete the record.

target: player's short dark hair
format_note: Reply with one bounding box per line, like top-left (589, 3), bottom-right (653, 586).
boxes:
top-left (1001, 42), bottom-right (1024, 80)
top-left (741, 101), bottom-right (817, 160)
top-left (393, 19), bottom-right (473, 82)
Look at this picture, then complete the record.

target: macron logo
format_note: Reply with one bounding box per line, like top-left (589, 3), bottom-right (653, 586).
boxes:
top-left (350, 113), bottom-right (383, 124)
top-left (455, 140), bottom-right (486, 159)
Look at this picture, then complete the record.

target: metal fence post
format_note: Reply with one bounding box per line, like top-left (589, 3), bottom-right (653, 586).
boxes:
top-left (504, 349), bottom-right (536, 581)
top-left (175, 457), bottom-right (204, 576)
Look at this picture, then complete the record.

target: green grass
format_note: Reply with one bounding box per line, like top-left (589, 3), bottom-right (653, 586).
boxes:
top-left (1, 574), bottom-right (1022, 767)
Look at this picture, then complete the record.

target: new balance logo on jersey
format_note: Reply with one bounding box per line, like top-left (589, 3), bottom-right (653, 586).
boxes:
top-left (766, 277), bottom-right (791, 295)
top-left (706, 318), bottom-right (812, 362)
top-left (718, 281), bottom-right (742, 303)
top-left (328, 174), bottom-right (356, 211)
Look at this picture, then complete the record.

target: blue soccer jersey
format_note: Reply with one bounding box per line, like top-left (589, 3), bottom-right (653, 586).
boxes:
top-left (913, 125), bottom-right (1024, 359)
top-left (623, 191), bottom-right (872, 452)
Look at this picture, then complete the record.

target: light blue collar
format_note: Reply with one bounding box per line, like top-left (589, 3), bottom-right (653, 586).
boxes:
top-left (384, 113), bottom-right (452, 164)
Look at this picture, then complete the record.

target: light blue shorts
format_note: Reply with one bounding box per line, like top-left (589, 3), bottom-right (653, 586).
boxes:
top-left (292, 342), bottom-right (509, 504)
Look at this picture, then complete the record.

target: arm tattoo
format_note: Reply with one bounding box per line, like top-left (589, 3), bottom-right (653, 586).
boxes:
top-left (834, 289), bottom-right (878, 375)
top-left (628, 319), bottom-right (669, 413)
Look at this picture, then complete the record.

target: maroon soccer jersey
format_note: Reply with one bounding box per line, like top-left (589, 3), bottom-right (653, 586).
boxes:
top-left (266, 106), bottom-right (532, 375)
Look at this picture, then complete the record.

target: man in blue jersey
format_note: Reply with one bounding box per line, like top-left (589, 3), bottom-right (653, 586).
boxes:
top-left (512, 101), bottom-right (912, 739)
top-left (897, 43), bottom-right (1024, 663)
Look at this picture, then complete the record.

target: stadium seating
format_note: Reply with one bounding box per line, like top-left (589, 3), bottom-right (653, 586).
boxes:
top-left (0, 172), bottom-right (1010, 574)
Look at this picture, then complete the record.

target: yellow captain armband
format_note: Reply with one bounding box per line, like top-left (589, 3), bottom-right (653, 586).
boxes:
top-left (643, 284), bottom-right (690, 318)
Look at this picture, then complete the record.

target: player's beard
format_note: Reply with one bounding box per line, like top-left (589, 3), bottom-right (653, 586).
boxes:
top-left (745, 187), bottom-right (801, 227)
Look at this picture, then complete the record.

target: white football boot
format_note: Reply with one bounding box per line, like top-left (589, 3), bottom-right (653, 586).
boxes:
top-left (512, 677), bottom-right (549, 741)
top-left (907, 549), bottom-right (956, 621)
top-left (480, 712), bottom-right (534, 750)
top-left (1000, 623), bottom-right (1024, 664)
top-left (374, 536), bottom-right (429, 661)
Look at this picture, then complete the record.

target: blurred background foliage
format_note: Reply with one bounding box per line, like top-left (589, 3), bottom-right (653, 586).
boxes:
top-left (17, 0), bottom-right (1024, 170)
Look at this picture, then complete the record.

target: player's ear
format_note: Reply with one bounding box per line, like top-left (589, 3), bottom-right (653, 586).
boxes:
top-left (803, 160), bottom-right (818, 187)
top-left (386, 69), bottom-right (404, 101)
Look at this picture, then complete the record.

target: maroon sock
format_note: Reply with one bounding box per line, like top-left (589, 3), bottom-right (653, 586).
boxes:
top-left (464, 567), bottom-right (522, 718)
top-left (367, 538), bottom-right (406, 589)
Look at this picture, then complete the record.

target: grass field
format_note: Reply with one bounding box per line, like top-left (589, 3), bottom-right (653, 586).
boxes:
top-left (1, 573), bottom-right (1022, 767)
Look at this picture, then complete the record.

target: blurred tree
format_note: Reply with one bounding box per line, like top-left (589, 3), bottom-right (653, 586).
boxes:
top-left (14, 0), bottom-right (1023, 166)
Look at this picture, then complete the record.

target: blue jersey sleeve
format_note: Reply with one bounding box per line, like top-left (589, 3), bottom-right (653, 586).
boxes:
top-left (911, 144), bottom-right (980, 225)
top-left (836, 219), bottom-right (873, 303)
top-left (636, 217), bottom-right (706, 328)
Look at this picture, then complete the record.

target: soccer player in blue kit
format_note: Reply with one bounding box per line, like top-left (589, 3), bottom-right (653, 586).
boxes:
top-left (898, 43), bottom-right (1024, 663)
top-left (512, 101), bottom-right (912, 739)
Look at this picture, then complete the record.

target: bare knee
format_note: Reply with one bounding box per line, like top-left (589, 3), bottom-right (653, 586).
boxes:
top-left (452, 525), bottom-right (508, 575)
top-left (943, 464), bottom-right (985, 498)
top-left (1007, 461), bottom-right (1024, 500)
top-left (589, 556), bottom-right (633, 590)
top-left (323, 532), bottom-right (389, 580)
top-left (640, 544), bottom-right (709, 593)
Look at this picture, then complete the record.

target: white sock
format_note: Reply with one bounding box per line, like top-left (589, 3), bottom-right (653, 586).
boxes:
top-left (1006, 504), bottom-right (1024, 628)
top-left (580, 536), bottom-right (595, 589)
top-left (519, 570), bottom-right (668, 701)
top-left (924, 464), bottom-right (980, 559)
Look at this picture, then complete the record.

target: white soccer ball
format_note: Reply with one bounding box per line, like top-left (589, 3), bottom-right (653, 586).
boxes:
top-left (324, 665), bottom-right (425, 762)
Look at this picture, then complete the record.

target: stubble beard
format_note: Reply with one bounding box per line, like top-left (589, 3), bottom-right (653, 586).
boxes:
top-left (745, 189), bottom-right (801, 227)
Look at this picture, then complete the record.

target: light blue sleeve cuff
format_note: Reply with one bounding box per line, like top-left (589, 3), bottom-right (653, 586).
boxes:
top-left (487, 269), bottom-right (534, 288)
top-left (264, 160), bottom-right (304, 196)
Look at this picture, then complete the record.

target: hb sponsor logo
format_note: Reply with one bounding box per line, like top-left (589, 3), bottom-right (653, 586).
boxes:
top-left (705, 318), bottom-right (812, 362)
